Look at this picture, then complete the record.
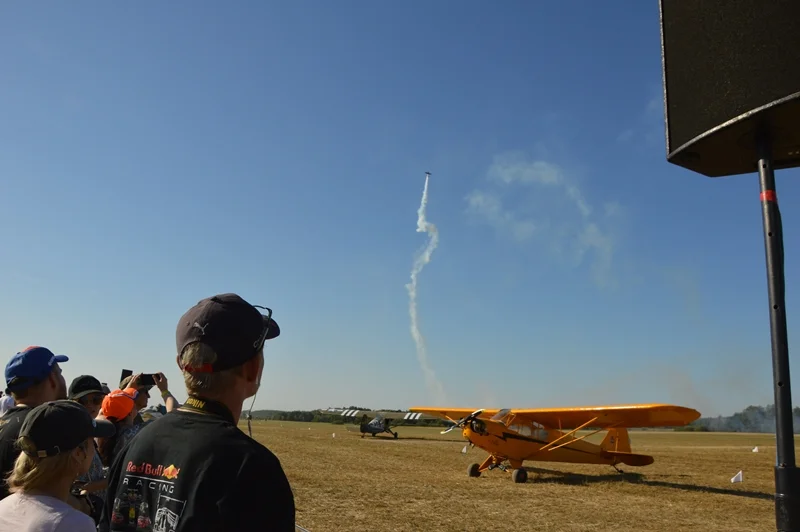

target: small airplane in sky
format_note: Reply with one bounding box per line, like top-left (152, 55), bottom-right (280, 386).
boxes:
top-left (409, 403), bottom-right (700, 483)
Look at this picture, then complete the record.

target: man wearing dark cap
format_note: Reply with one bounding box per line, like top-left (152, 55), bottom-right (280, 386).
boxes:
top-left (69, 375), bottom-right (110, 522)
top-left (99, 293), bottom-right (295, 531)
top-left (0, 346), bottom-right (69, 500)
top-left (69, 375), bottom-right (108, 419)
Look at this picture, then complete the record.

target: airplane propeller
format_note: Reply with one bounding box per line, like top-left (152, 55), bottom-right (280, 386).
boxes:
top-left (441, 409), bottom-right (484, 434)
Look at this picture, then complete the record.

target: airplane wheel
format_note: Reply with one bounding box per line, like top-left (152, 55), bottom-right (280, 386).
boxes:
top-left (467, 463), bottom-right (481, 478)
top-left (394, 432), bottom-right (398, 439)
top-left (512, 468), bottom-right (527, 484)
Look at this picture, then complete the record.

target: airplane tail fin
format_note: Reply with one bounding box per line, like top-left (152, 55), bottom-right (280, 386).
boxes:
top-left (600, 428), bottom-right (653, 466)
top-left (600, 427), bottom-right (631, 453)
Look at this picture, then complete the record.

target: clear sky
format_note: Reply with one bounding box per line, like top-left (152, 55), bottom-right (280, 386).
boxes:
top-left (1, 2), bottom-right (798, 418)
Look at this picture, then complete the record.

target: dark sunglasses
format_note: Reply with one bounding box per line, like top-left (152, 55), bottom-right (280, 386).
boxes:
top-left (252, 305), bottom-right (273, 352)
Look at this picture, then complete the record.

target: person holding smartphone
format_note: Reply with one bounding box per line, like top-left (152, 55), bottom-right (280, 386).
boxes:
top-left (96, 386), bottom-right (143, 467)
top-left (119, 371), bottom-right (179, 425)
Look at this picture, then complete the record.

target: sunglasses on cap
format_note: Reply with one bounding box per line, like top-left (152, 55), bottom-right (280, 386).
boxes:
top-left (252, 305), bottom-right (273, 352)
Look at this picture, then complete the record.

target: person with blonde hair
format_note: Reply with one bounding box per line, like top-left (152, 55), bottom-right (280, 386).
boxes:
top-left (99, 293), bottom-right (294, 531)
top-left (0, 399), bottom-right (115, 530)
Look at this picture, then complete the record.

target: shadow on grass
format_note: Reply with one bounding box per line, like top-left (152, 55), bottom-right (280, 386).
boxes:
top-left (521, 466), bottom-right (773, 500)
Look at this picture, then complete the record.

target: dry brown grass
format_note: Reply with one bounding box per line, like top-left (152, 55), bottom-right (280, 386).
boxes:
top-left (243, 420), bottom-right (794, 531)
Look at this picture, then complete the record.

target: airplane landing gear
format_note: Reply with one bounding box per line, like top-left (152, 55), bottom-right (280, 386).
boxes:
top-left (512, 468), bottom-right (528, 483)
top-left (467, 463), bottom-right (481, 477)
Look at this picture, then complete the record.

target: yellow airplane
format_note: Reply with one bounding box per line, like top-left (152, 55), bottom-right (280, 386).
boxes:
top-left (409, 403), bottom-right (700, 483)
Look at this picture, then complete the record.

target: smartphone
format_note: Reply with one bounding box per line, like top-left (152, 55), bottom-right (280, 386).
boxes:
top-left (119, 369), bottom-right (156, 387)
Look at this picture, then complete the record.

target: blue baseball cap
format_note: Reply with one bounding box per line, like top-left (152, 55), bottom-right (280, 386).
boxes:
top-left (5, 346), bottom-right (69, 393)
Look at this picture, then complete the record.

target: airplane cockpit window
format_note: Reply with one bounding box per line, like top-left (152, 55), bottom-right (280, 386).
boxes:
top-left (508, 424), bottom-right (532, 436)
top-left (490, 409), bottom-right (512, 426)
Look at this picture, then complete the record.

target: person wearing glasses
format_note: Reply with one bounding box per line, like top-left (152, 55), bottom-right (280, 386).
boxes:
top-left (0, 346), bottom-right (69, 501)
top-left (0, 399), bottom-right (115, 531)
top-left (98, 293), bottom-right (295, 531)
top-left (69, 376), bottom-right (107, 419)
top-left (68, 375), bottom-right (110, 523)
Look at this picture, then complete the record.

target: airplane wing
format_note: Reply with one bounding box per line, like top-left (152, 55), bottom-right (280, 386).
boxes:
top-left (410, 404), bottom-right (700, 429)
top-left (509, 404), bottom-right (700, 429)
top-left (324, 408), bottom-right (437, 422)
top-left (408, 407), bottom-right (501, 422)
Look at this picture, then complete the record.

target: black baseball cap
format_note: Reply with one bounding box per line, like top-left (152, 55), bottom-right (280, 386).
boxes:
top-left (69, 375), bottom-right (107, 400)
top-left (19, 400), bottom-right (115, 458)
top-left (176, 293), bottom-right (280, 373)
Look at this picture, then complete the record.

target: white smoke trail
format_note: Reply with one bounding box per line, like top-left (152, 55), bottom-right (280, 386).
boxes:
top-left (406, 173), bottom-right (446, 404)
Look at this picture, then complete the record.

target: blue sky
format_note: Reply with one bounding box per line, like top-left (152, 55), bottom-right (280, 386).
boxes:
top-left (1, 2), bottom-right (798, 417)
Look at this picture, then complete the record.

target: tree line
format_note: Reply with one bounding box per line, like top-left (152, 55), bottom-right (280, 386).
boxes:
top-left (676, 404), bottom-right (800, 433)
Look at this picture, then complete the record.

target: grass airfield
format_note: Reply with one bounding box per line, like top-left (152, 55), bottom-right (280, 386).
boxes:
top-left (244, 420), bottom-right (790, 532)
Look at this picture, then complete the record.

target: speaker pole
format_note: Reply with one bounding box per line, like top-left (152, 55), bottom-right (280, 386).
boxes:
top-left (756, 137), bottom-right (800, 532)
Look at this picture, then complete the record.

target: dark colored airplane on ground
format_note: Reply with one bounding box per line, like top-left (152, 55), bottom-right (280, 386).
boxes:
top-left (358, 413), bottom-right (398, 438)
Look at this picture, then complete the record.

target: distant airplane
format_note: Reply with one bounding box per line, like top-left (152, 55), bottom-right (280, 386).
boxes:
top-left (358, 413), bottom-right (398, 439)
top-left (409, 403), bottom-right (701, 483)
top-left (324, 408), bottom-right (432, 439)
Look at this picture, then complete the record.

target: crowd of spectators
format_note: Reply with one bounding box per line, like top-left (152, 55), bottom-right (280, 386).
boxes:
top-left (0, 292), bottom-right (295, 531)
top-left (0, 347), bottom-right (176, 528)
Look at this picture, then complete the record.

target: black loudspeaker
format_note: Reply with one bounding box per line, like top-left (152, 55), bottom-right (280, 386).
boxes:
top-left (659, 3), bottom-right (800, 531)
top-left (658, 0), bottom-right (800, 177)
